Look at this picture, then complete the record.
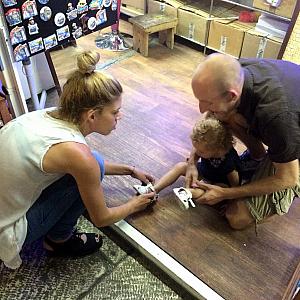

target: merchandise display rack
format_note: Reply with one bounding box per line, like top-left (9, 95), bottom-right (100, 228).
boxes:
top-left (122, 0), bottom-right (299, 58)
top-left (95, 0), bottom-right (130, 51)
top-left (0, 0), bottom-right (118, 110)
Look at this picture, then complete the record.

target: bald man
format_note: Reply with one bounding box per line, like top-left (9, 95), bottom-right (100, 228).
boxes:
top-left (187, 53), bottom-right (300, 230)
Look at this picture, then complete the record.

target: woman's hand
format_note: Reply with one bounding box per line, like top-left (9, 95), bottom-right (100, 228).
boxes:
top-left (129, 192), bottom-right (156, 213)
top-left (131, 167), bottom-right (155, 184)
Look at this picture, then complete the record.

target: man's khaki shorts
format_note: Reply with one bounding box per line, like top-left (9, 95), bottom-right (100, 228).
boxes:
top-left (245, 157), bottom-right (300, 222)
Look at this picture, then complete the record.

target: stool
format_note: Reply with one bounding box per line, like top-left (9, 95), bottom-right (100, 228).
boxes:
top-left (129, 14), bottom-right (178, 57)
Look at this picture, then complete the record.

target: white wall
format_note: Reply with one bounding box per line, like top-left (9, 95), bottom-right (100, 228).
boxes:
top-left (14, 52), bottom-right (55, 100)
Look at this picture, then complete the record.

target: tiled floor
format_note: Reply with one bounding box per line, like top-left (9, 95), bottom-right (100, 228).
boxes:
top-left (0, 216), bottom-right (195, 300)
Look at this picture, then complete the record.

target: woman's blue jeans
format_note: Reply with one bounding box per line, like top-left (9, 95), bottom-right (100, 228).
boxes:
top-left (24, 151), bottom-right (105, 244)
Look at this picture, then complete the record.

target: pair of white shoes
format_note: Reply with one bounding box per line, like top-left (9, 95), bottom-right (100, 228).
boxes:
top-left (133, 183), bottom-right (195, 210)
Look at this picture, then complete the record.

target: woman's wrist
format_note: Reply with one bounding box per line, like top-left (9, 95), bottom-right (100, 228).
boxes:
top-left (129, 165), bottom-right (135, 176)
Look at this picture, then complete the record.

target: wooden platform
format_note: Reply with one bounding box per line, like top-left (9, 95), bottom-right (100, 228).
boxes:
top-left (50, 23), bottom-right (300, 299)
top-left (129, 14), bottom-right (178, 57)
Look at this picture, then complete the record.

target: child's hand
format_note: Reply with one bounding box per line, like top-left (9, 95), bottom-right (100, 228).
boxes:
top-left (185, 164), bottom-right (199, 188)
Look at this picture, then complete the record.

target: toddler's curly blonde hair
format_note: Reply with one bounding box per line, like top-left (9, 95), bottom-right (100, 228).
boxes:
top-left (191, 118), bottom-right (234, 152)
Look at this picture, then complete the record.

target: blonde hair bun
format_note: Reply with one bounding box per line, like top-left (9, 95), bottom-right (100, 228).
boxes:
top-left (77, 50), bottom-right (100, 75)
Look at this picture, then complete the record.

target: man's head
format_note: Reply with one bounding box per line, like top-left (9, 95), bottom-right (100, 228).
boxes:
top-left (191, 53), bottom-right (244, 120)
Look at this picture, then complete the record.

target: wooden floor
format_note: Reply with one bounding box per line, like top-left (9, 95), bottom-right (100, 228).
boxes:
top-left (50, 21), bottom-right (300, 300)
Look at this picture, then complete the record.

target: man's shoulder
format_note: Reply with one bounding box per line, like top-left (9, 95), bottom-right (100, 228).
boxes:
top-left (239, 58), bottom-right (279, 68)
top-left (239, 58), bottom-right (297, 74)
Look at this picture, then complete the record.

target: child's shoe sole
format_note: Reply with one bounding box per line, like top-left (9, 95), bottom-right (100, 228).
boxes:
top-left (173, 188), bottom-right (193, 210)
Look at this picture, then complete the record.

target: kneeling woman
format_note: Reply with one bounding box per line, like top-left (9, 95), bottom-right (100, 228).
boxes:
top-left (0, 50), bottom-right (154, 269)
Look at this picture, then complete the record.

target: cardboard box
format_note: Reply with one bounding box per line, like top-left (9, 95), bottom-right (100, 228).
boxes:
top-left (207, 20), bottom-right (255, 57)
top-left (122, 0), bottom-right (146, 11)
top-left (176, 1), bottom-right (236, 44)
top-left (177, 6), bottom-right (208, 44)
top-left (240, 29), bottom-right (282, 58)
top-left (147, 0), bottom-right (188, 33)
top-left (252, 0), bottom-right (296, 19)
top-left (148, 0), bottom-right (185, 18)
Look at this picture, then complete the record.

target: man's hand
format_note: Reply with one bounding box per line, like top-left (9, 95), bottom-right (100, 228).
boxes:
top-left (194, 181), bottom-right (227, 205)
top-left (185, 164), bottom-right (199, 188)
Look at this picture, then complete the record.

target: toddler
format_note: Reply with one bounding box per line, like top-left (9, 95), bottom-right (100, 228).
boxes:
top-left (134, 117), bottom-right (242, 209)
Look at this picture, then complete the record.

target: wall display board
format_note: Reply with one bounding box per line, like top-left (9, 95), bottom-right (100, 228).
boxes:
top-left (1, 0), bottom-right (118, 61)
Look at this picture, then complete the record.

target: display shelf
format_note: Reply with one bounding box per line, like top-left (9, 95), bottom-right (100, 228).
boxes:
top-left (194, 0), bottom-right (295, 58)
top-left (120, 0), bottom-right (296, 59)
top-left (220, 0), bottom-right (291, 21)
top-left (176, 34), bottom-right (206, 47)
top-left (205, 44), bottom-right (240, 57)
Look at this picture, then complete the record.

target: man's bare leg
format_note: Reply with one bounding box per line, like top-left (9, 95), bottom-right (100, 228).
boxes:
top-left (225, 199), bottom-right (255, 229)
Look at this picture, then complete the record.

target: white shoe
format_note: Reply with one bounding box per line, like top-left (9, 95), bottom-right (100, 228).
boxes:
top-left (173, 187), bottom-right (195, 210)
top-left (133, 183), bottom-right (158, 200)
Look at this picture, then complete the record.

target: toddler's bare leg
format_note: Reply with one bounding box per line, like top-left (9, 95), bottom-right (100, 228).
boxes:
top-left (189, 188), bottom-right (205, 199)
top-left (154, 162), bottom-right (188, 193)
